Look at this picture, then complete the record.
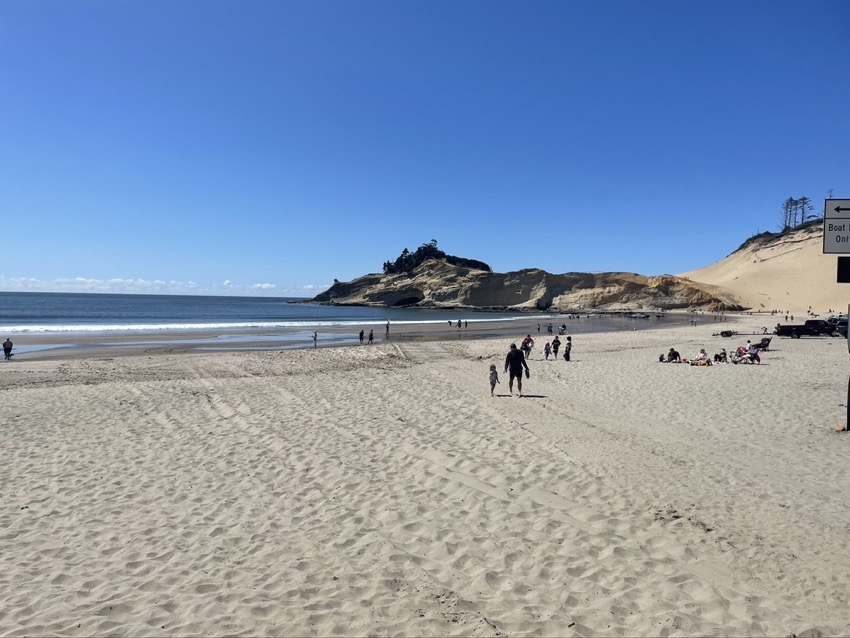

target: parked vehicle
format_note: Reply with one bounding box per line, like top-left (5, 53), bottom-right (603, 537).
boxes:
top-left (773, 319), bottom-right (838, 338)
top-left (828, 316), bottom-right (849, 337)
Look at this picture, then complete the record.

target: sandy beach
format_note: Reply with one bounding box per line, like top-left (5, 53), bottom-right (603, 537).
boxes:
top-left (2, 317), bottom-right (849, 637)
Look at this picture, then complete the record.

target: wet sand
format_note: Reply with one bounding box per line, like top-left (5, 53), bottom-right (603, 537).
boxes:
top-left (6, 311), bottom-right (726, 360)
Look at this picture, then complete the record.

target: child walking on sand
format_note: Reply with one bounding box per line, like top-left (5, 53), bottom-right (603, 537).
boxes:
top-left (489, 364), bottom-right (500, 396)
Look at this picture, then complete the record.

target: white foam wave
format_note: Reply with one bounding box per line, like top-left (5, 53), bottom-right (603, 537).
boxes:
top-left (1, 315), bottom-right (552, 334)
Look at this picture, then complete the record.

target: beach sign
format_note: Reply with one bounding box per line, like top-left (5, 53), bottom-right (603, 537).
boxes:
top-left (824, 199), bottom-right (850, 254)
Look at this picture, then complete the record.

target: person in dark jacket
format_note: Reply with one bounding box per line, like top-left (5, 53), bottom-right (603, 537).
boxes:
top-left (504, 343), bottom-right (530, 397)
top-left (563, 336), bottom-right (572, 362)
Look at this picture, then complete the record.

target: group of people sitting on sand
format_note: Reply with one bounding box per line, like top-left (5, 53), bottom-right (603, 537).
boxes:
top-left (731, 342), bottom-right (761, 364)
top-left (659, 341), bottom-right (761, 366)
top-left (660, 348), bottom-right (701, 364)
top-left (658, 348), bottom-right (713, 366)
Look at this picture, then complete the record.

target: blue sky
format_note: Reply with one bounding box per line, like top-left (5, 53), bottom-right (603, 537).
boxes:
top-left (2, 1), bottom-right (848, 297)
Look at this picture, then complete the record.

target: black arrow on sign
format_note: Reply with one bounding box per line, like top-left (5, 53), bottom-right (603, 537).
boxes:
top-left (835, 206), bottom-right (850, 213)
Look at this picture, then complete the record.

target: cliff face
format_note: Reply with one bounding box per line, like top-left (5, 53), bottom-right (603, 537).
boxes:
top-left (311, 260), bottom-right (741, 311)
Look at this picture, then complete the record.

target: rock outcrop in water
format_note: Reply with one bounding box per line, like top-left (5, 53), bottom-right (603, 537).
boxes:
top-left (311, 259), bottom-right (741, 312)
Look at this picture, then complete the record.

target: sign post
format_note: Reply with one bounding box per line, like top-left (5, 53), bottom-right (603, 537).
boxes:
top-left (824, 199), bottom-right (850, 254)
top-left (825, 199), bottom-right (850, 431)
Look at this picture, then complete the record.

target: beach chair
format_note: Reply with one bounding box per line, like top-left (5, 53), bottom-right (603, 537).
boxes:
top-left (753, 337), bottom-right (771, 351)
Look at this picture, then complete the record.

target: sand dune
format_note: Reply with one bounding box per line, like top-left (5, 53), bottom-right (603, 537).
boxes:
top-left (2, 318), bottom-right (849, 636)
top-left (683, 223), bottom-right (848, 315)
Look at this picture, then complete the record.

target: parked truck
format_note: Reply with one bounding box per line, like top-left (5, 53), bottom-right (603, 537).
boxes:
top-left (773, 319), bottom-right (837, 338)
top-left (827, 316), bottom-right (849, 337)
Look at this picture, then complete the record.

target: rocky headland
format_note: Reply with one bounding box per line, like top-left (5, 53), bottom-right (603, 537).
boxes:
top-left (311, 260), bottom-right (740, 313)
top-left (311, 222), bottom-right (838, 313)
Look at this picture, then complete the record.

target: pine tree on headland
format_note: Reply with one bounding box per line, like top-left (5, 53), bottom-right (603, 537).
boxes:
top-left (382, 240), bottom-right (491, 275)
top-left (780, 196), bottom-right (816, 231)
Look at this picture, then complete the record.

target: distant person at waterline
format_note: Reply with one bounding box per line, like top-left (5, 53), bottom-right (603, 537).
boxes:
top-left (3, 338), bottom-right (12, 360)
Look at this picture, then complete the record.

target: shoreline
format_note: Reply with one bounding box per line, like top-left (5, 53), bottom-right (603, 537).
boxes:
top-left (0, 311), bottom-right (756, 361)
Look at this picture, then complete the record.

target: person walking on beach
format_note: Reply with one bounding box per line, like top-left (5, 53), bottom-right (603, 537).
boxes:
top-left (359, 330), bottom-right (364, 344)
top-left (386, 321), bottom-right (390, 339)
top-left (551, 335), bottom-right (561, 359)
top-left (3, 338), bottom-right (12, 360)
top-left (562, 336), bottom-right (572, 362)
top-left (504, 343), bottom-right (530, 397)
top-left (521, 334), bottom-right (535, 359)
top-left (488, 364), bottom-right (500, 396)
top-left (544, 341), bottom-right (551, 360)
top-left (313, 331), bottom-right (318, 349)
top-left (368, 330), bottom-right (374, 344)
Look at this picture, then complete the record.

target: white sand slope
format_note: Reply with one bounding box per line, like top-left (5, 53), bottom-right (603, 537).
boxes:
top-left (2, 319), bottom-right (849, 636)
top-left (682, 223), bottom-right (848, 314)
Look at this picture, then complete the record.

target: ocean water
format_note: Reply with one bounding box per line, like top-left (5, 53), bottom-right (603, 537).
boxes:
top-left (0, 292), bottom-right (687, 357)
top-left (0, 292), bottom-right (557, 355)
top-left (0, 292), bottom-right (543, 333)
